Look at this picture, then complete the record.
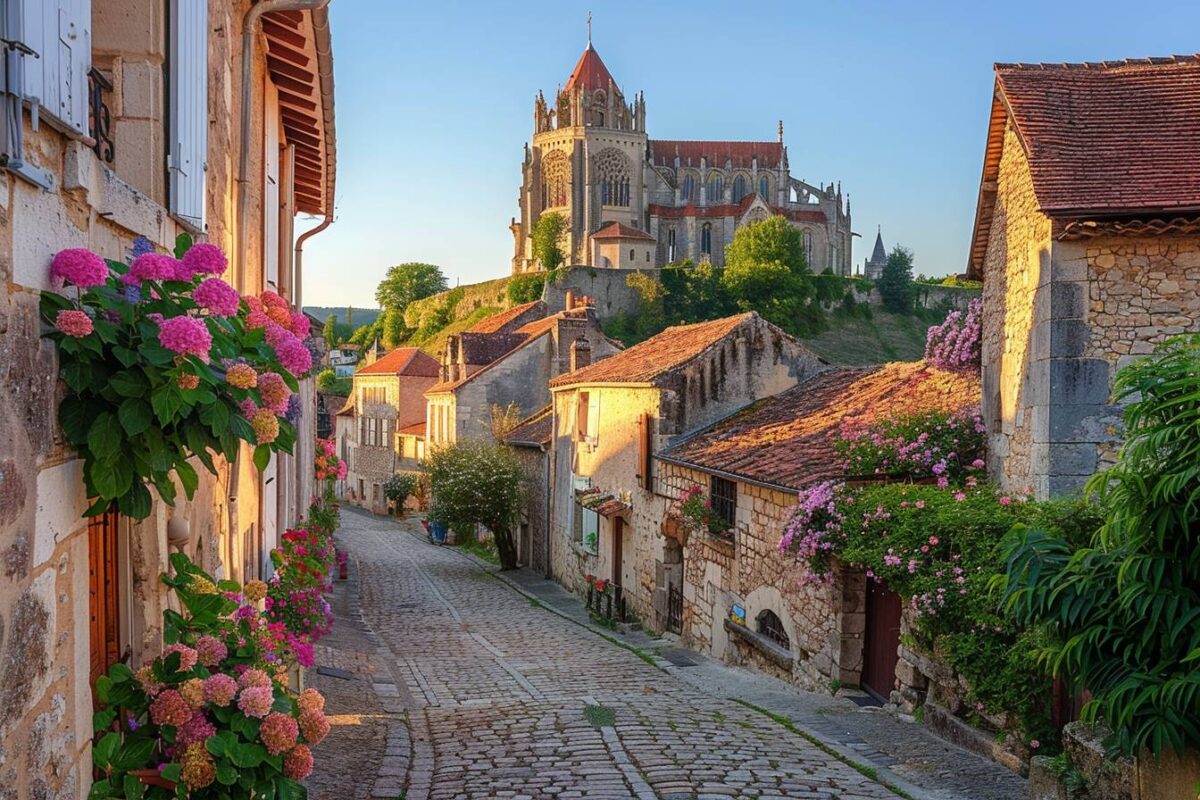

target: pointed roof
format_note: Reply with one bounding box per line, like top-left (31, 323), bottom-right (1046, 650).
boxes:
top-left (565, 44), bottom-right (618, 92)
top-left (355, 347), bottom-right (440, 377)
top-left (870, 228), bottom-right (887, 264)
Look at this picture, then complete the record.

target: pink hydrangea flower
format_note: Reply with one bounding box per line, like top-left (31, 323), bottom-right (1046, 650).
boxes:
top-left (203, 673), bottom-right (238, 707)
top-left (336, 460), bottom-right (348, 480)
top-left (238, 667), bottom-right (272, 690)
top-left (246, 310), bottom-right (271, 330)
top-left (290, 312), bottom-right (311, 337)
top-left (283, 744), bottom-right (313, 781)
top-left (56, 309), bottom-right (94, 338)
top-left (128, 253), bottom-right (182, 284)
top-left (195, 635), bottom-right (228, 667)
top-left (150, 689), bottom-right (193, 727)
top-left (261, 290), bottom-right (288, 310)
top-left (257, 371), bottom-right (291, 414)
top-left (226, 363), bottom-right (258, 389)
top-left (193, 277), bottom-right (240, 317)
top-left (237, 685), bottom-right (274, 719)
top-left (162, 643), bottom-right (199, 672)
top-left (276, 337), bottom-right (312, 375)
top-left (176, 712), bottom-right (217, 746)
top-left (158, 315), bottom-right (212, 359)
top-left (182, 243), bottom-right (228, 276)
top-left (298, 708), bottom-right (329, 744)
top-left (296, 688), bottom-right (325, 714)
top-left (50, 248), bottom-right (109, 288)
top-left (260, 712), bottom-right (299, 755)
top-left (264, 322), bottom-right (293, 348)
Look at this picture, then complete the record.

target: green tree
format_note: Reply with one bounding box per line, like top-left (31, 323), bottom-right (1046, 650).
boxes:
top-left (531, 212), bottom-right (568, 272)
top-left (322, 313), bottom-right (338, 350)
top-left (425, 439), bottom-right (524, 569)
top-left (724, 216), bottom-right (809, 276)
top-left (1000, 335), bottom-right (1200, 757)
top-left (878, 245), bottom-right (916, 313)
top-left (315, 368), bottom-right (351, 396)
top-left (720, 216), bottom-right (814, 332)
top-left (382, 308), bottom-right (407, 349)
top-left (507, 273), bottom-right (546, 304)
top-left (375, 263), bottom-right (448, 313)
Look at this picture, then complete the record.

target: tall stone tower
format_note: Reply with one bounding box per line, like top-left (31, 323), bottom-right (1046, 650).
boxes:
top-left (512, 40), bottom-right (648, 272)
top-left (863, 227), bottom-right (888, 279)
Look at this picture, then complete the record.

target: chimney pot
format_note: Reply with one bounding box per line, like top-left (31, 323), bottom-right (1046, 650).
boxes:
top-left (570, 336), bottom-right (592, 372)
top-left (565, 289), bottom-right (576, 310)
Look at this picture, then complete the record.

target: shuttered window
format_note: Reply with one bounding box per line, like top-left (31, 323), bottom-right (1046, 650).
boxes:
top-left (167, 0), bottom-right (208, 228)
top-left (636, 413), bottom-right (654, 492)
top-left (576, 392), bottom-right (590, 440)
top-left (17, 0), bottom-right (91, 135)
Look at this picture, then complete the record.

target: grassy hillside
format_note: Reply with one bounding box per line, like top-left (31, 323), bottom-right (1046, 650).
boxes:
top-left (799, 310), bottom-right (932, 365)
top-left (407, 306), bottom-right (503, 357)
top-left (303, 306), bottom-right (381, 326)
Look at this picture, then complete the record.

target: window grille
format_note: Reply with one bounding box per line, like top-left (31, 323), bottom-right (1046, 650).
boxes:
top-left (757, 610), bottom-right (790, 649)
top-left (710, 475), bottom-right (736, 528)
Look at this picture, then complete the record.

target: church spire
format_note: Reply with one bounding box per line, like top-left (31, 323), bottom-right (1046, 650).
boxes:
top-left (870, 226), bottom-right (887, 263)
top-left (587, 11), bottom-right (592, 47)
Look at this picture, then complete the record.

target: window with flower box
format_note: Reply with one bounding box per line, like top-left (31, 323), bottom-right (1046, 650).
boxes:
top-left (710, 475), bottom-right (737, 529)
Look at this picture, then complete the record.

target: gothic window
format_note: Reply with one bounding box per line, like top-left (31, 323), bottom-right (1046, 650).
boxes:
top-left (594, 148), bottom-right (632, 207)
top-left (706, 174), bottom-right (723, 205)
top-left (629, 248), bottom-right (635, 261)
top-left (802, 230), bottom-right (813, 264)
top-left (681, 173), bottom-right (698, 203)
top-left (757, 610), bottom-right (790, 649)
top-left (667, 228), bottom-right (677, 262)
top-left (732, 174), bottom-right (749, 202)
top-left (759, 175), bottom-right (770, 199)
top-left (701, 223), bottom-right (713, 256)
top-left (542, 150), bottom-right (569, 209)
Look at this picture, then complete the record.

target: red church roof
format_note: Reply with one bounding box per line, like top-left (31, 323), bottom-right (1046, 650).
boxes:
top-left (591, 221), bottom-right (655, 241)
top-left (649, 140), bottom-right (784, 170)
top-left (565, 45), bottom-right (618, 92)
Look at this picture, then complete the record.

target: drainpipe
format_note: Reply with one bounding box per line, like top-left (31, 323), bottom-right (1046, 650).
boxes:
top-left (236, 0), bottom-right (332, 295)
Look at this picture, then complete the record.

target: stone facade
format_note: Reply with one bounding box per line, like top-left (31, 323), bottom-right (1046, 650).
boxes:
top-left (0, 3), bottom-right (333, 798)
top-left (978, 121), bottom-right (1200, 498)
top-left (511, 45), bottom-right (852, 275)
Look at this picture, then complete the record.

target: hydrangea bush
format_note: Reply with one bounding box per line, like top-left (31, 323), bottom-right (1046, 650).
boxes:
top-left (924, 298), bottom-right (982, 371)
top-left (90, 553), bottom-right (330, 798)
top-left (41, 235), bottom-right (316, 518)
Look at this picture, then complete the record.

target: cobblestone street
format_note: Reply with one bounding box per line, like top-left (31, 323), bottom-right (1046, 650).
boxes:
top-left (307, 510), bottom-right (1025, 800)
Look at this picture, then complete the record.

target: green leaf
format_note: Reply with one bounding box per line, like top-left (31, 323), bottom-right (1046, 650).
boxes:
top-left (111, 369), bottom-right (149, 398)
top-left (176, 460), bottom-right (199, 500)
top-left (93, 708), bottom-right (117, 733)
top-left (229, 414), bottom-right (255, 445)
top-left (274, 777), bottom-right (307, 800)
top-left (122, 775), bottom-right (146, 800)
top-left (253, 444), bottom-right (271, 472)
top-left (39, 291), bottom-right (74, 318)
top-left (139, 342), bottom-right (174, 367)
top-left (216, 761), bottom-right (238, 786)
top-left (87, 412), bottom-right (123, 463)
top-left (109, 662), bottom-right (134, 683)
top-left (94, 675), bottom-right (114, 706)
top-left (205, 734), bottom-right (227, 757)
top-left (62, 360), bottom-right (94, 393)
top-left (112, 738), bottom-right (155, 772)
top-left (151, 386), bottom-right (183, 426)
top-left (161, 763), bottom-right (182, 782)
top-left (199, 399), bottom-right (231, 436)
top-left (118, 398), bottom-right (153, 436)
top-left (59, 395), bottom-right (92, 444)
top-left (118, 481), bottom-right (153, 520)
top-left (113, 345), bottom-right (139, 367)
top-left (87, 779), bottom-right (112, 800)
top-left (230, 742), bottom-right (267, 769)
top-left (151, 472), bottom-right (177, 506)
top-left (93, 732), bottom-right (120, 770)
top-left (174, 232), bottom-right (194, 260)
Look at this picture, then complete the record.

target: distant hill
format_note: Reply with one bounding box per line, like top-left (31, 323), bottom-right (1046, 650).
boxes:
top-left (303, 306), bottom-right (381, 327)
top-left (799, 309), bottom-right (931, 365)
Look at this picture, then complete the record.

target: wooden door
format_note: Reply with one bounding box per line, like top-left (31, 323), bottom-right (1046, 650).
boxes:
top-left (862, 577), bottom-right (901, 702)
top-left (88, 510), bottom-right (121, 690)
top-left (612, 517), bottom-right (624, 588)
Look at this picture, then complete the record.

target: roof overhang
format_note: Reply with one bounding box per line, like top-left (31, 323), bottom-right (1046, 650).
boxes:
top-left (263, 7), bottom-right (336, 216)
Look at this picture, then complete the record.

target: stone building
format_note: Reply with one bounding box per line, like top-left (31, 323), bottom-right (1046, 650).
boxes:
top-left (510, 42), bottom-right (852, 275)
top-left (863, 227), bottom-right (888, 280)
top-left (544, 313), bottom-right (825, 621)
top-left (656, 363), bottom-right (978, 699)
top-left (424, 299), bottom-right (620, 447)
top-left (968, 55), bottom-right (1200, 498)
top-left (0, 2), bottom-right (336, 798)
top-left (343, 347), bottom-right (439, 513)
top-left (503, 406), bottom-right (554, 572)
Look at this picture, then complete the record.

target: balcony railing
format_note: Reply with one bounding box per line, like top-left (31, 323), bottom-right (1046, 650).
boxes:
top-left (88, 67), bottom-right (114, 163)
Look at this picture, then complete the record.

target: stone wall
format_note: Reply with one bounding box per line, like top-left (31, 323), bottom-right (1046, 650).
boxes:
top-left (981, 120), bottom-right (1052, 494)
top-left (542, 266), bottom-right (651, 322)
top-left (510, 445), bottom-right (549, 574)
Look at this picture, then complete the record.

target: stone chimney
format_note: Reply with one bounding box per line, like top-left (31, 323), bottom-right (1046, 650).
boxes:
top-left (570, 336), bottom-right (592, 372)
top-left (565, 289), bottom-right (576, 310)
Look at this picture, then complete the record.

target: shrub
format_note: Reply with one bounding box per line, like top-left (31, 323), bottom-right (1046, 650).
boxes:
top-left (383, 473), bottom-right (419, 510)
top-left (424, 440), bottom-right (523, 569)
top-left (1000, 334), bottom-right (1200, 757)
top-left (315, 368), bottom-right (350, 396)
top-left (834, 408), bottom-right (987, 486)
top-left (924, 299), bottom-right (982, 372)
top-left (507, 273), bottom-right (546, 304)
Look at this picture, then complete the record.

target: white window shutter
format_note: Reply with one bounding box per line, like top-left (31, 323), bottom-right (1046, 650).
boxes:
top-left (19, 0), bottom-right (91, 135)
top-left (168, 0), bottom-right (208, 228)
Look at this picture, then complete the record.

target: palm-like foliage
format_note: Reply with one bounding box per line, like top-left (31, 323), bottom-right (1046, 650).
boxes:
top-left (1000, 334), bottom-right (1200, 757)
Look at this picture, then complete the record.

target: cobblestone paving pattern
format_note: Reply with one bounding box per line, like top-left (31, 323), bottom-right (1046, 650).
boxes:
top-left (312, 510), bottom-right (902, 800)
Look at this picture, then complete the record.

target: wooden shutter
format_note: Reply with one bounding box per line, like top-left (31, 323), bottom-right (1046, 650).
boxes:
top-left (576, 392), bottom-right (589, 440)
top-left (168, 0), bottom-right (208, 228)
top-left (19, 0), bottom-right (91, 135)
top-left (637, 413), bottom-right (654, 491)
top-left (88, 510), bottom-right (121, 692)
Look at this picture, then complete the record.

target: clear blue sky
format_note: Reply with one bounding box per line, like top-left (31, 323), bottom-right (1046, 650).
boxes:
top-left (300, 0), bottom-right (1200, 309)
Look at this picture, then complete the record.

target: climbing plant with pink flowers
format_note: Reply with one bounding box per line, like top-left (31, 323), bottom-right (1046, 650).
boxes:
top-left (40, 235), bottom-right (315, 519)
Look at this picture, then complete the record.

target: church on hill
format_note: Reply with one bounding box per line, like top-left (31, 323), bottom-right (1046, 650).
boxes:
top-left (510, 39), bottom-right (854, 275)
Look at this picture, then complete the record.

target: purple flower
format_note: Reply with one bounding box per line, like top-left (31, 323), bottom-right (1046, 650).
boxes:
top-left (122, 284), bottom-right (143, 304)
top-left (130, 236), bottom-right (155, 260)
top-left (285, 393), bottom-right (302, 424)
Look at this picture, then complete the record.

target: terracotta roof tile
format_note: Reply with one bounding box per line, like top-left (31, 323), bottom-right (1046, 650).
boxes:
top-left (650, 140), bottom-right (783, 170)
top-left (398, 421), bottom-right (426, 437)
top-left (467, 301), bottom-right (546, 334)
top-left (996, 55), bottom-right (1200, 216)
top-left (549, 313), bottom-right (755, 388)
top-left (649, 194), bottom-right (825, 224)
top-left (592, 221), bottom-right (655, 241)
top-left (355, 347), bottom-right (440, 377)
top-left (504, 405), bottom-right (553, 448)
top-left (661, 362), bottom-right (981, 490)
top-left (564, 45), bottom-right (618, 92)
